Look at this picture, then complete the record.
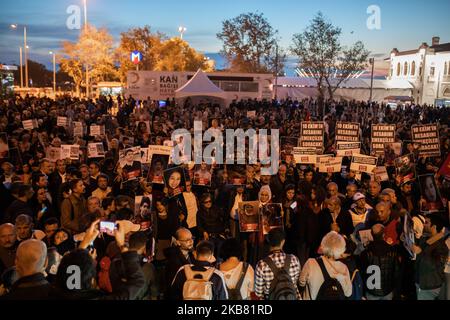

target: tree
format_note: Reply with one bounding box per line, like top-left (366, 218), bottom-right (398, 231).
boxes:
top-left (116, 26), bottom-right (165, 82)
top-left (59, 25), bottom-right (119, 96)
top-left (291, 12), bottom-right (370, 114)
top-left (155, 37), bottom-right (214, 72)
top-left (217, 12), bottom-right (285, 74)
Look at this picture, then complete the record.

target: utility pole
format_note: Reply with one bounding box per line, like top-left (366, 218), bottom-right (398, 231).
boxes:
top-left (19, 47), bottom-right (23, 88)
top-left (275, 44), bottom-right (279, 101)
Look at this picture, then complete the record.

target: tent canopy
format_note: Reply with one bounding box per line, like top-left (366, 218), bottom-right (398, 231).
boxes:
top-left (175, 69), bottom-right (226, 99)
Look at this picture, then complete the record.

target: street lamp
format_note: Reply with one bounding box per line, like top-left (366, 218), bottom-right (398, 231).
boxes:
top-left (83, 0), bottom-right (90, 99)
top-left (19, 47), bottom-right (23, 88)
top-left (369, 58), bottom-right (375, 103)
top-left (178, 26), bottom-right (187, 39)
top-left (49, 51), bottom-right (56, 95)
top-left (11, 24), bottom-right (28, 88)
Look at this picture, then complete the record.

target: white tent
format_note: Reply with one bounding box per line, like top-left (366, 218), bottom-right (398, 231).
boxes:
top-left (175, 69), bottom-right (227, 100)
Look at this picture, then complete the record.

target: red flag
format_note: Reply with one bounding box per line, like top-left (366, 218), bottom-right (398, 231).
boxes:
top-left (439, 153), bottom-right (450, 177)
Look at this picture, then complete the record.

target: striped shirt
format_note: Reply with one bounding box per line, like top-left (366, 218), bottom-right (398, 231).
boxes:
top-left (255, 251), bottom-right (301, 300)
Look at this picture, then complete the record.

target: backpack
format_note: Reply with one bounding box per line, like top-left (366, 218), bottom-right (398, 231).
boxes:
top-left (182, 265), bottom-right (215, 300)
top-left (226, 263), bottom-right (249, 300)
top-left (315, 257), bottom-right (346, 300)
top-left (264, 255), bottom-right (297, 300)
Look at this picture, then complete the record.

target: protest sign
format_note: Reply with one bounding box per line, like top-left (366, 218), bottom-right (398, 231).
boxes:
top-left (293, 147), bottom-right (316, 164)
top-left (87, 143), bottom-right (105, 158)
top-left (335, 122), bottom-right (360, 142)
top-left (238, 201), bottom-right (260, 232)
top-left (371, 124), bottom-right (396, 156)
top-left (193, 163), bottom-right (213, 186)
top-left (418, 174), bottom-right (444, 213)
top-left (318, 156), bottom-right (343, 174)
top-left (90, 125), bottom-right (105, 137)
top-left (247, 111), bottom-right (256, 119)
top-left (411, 124), bottom-right (440, 157)
top-left (299, 122), bottom-right (324, 153)
top-left (119, 147), bottom-right (142, 182)
top-left (336, 142), bottom-right (361, 157)
top-left (394, 154), bottom-right (416, 185)
top-left (384, 142), bottom-right (402, 166)
top-left (46, 147), bottom-right (62, 162)
top-left (164, 166), bottom-right (187, 198)
top-left (61, 145), bottom-right (80, 160)
top-left (73, 122), bottom-right (84, 137)
top-left (261, 204), bottom-right (284, 235)
top-left (22, 119), bottom-right (38, 130)
top-left (374, 166), bottom-right (389, 182)
top-left (57, 116), bottom-right (68, 127)
top-left (350, 154), bottom-right (378, 174)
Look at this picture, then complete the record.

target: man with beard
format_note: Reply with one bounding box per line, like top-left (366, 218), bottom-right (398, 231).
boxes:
top-left (398, 182), bottom-right (420, 215)
top-left (163, 228), bottom-right (195, 295)
top-left (0, 224), bottom-right (18, 277)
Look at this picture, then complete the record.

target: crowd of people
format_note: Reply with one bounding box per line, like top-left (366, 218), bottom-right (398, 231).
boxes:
top-left (0, 94), bottom-right (449, 301)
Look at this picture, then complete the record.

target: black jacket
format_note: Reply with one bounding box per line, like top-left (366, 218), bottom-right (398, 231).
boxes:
top-left (1, 273), bottom-right (51, 300)
top-left (197, 205), bottom-right (229, 236)
top-left (168, 260), bottom-right (228, 300)
top-left (318, 208), bottom-right (354, 238)
top-left (360, 240), bottom-right (400, 296)
top-left (163, 246), bottom-right (195, 291)
top-left (4, 199), bottom-right (34, 223)
top-left (50, 251), bottom-right (145, 300)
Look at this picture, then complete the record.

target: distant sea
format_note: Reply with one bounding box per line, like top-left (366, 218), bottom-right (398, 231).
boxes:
top-left (204, 52), bottom-right (387, 79)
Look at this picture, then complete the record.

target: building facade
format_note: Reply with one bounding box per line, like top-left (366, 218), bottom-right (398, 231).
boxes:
top-left (387, 37), bottom-right (450, 105)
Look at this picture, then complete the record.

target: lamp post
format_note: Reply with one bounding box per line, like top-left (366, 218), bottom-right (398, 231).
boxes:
top-left (49, 51), bottom-right (56, 95)
top-left (178, 26), bottom-right (187, 39)
top-left (11, 24), bottom-right (28, 88)
top-left (19, 47), bottom-right (23, 88)
top-left (83, 0), bottom-right (90, 99)
top-left (369, 58), bottom-right (375, 103)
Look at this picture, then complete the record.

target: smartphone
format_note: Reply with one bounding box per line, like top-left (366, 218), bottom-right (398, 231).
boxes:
top-left (290, 202), bottom-right (297, 210)
top-left (99, 221), bottom-right (117, 234)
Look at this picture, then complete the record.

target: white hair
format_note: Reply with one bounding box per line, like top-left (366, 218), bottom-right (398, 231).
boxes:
top-left (321, 231), bottom-right (346, 260)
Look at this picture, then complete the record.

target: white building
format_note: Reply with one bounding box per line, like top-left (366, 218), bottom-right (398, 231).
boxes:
top-left (387, 36), bottom-right (450, 105)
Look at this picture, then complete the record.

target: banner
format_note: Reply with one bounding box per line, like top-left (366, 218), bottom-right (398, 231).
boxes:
top-left (336, 142), bottom-right (361, 157)
top-left (293, 147), bottom-right (316, 164)
top-left (336, 122), bottom-right (360, 142)
top-left (61, 145), bottom-right (80, 160)
top-left (411, 124), bottom-right (440, 157)
top-left (371, 124), bottom-right (396, 156)
top-left (318, 156), bottom-right (343, 173)
top-left (299, 122), bottom-right (324, 153)
top-left (350, 154), bottom-right (378, 174)
top-left (57, 116), bottom-right (68, 127)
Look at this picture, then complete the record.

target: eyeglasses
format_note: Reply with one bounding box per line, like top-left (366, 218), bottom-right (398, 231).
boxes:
top-left (203, 200), bottom-right (212, 204)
